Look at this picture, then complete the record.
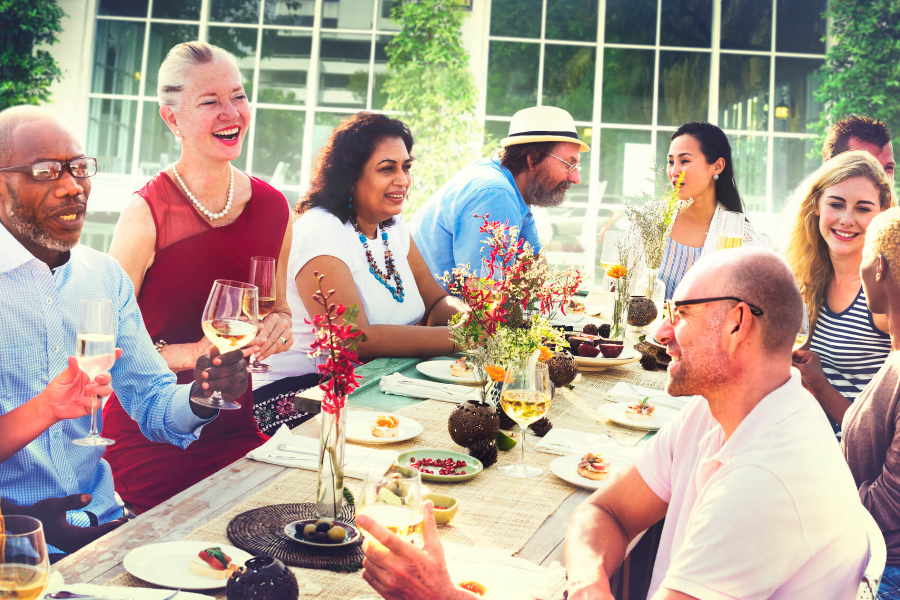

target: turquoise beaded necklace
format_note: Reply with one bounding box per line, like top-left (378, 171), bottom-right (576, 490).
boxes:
top-left (350, 217), bottom-right (404, 303)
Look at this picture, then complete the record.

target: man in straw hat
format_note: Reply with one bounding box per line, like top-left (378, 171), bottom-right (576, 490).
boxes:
top-left (411, 105), bottom-right (588, 282)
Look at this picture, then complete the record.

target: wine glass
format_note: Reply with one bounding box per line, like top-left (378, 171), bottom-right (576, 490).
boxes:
top-left (599, 230), bottom-right (622, 294)
top-left (191, 279), bottom-right (258, 411)
top-left (0, 515), bottom-right (50, 600)
top-left (715, 211), bottom-right (744, 251)
top-left (247, 256), bottom-right (276, 374)
top-left (356, 465), bottom-right (423, 549)
top-left (794, 304), bottom-right (810, 351)
top-left (71, 298), bottom-right (116, 447)
top-left (498, 361), bottom-right (552, 478)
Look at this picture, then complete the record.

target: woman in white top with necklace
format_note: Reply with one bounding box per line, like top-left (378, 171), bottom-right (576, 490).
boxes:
top-left (261, 113), bottom-right (464, 393)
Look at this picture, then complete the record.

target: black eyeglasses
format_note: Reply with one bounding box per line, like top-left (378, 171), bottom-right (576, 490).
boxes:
top-left (0, 157), bottom-right (98, 181)
top-left (665, 296), bottom-right (763, 325)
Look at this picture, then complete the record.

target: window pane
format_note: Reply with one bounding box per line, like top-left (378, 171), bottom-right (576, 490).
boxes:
top-left (312, 112), bottom-right (350, 162)
top-left (721, 0), bottom-right (771, 51)
top-left (486, 41), bottom-right (539, 116)
top-left (152, 0), bottom-right (201, 20)
top-left (372, 34), bottom-right (391, 110)
top-left (91, 20), bottom-right (145, 96)
top-left (319, 33), bottom-right (371, 109)
top-left (490, 0), bottom-right (540, 38)
top-left (546, 0), bottom-right (597, 42)
top-left (658, 51), bottom-right (710, 126)
top-left (728, 134), bottom-right (767, 212)
top-left (208, 26), bottom-right (258, 100)
top-left (774, 57), bottom-right (824, 134)
top-left (87, 98), bottom-right (137, 175)
top-left (98, 0), bottom-right (148, 17)
top-left (776, 0), bottom-right (827, 54)
top-left (145, 24), bottom-right (201, 98)
top-left (322, 0), bottom-right (375, 30)
top-left (773, 137), bottom-right (818, 212)
top-left (599, 128), bottom-right (653, 200)
top-left (602, 48), bottom-right (653, 125)
top-left (210, 0), bottom-right (260, 23)
top-left (484, 120), bottom-right (508, 149)
top-left (656, 129), bottom-right (676, 177)
top-left (377, 0), bottom-right (401, 31)
top-left (719, 55), bottom-right (770, 131)
top-left (605, 0), bottom-right (655, 45)
top-left (542, 45), bottom-right (595, 122)
top-left (660, 0), bottom-right (712, 48)
top-left (251, 108), bottom-right (304, 187)
top-left (264, 0), bottom-right (316, 26)
top-left (259, 30), bottom-right (312, 105)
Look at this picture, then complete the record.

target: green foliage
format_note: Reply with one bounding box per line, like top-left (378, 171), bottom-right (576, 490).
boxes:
top-left (0, 0), bottom-right (65, 110)
top-left (813, 0), bottom-right (900, 162)
top-left (384, 0), bottom-right (489, 216)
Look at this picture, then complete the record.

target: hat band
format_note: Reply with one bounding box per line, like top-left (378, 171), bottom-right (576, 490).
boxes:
top-left (509, 130), bottom-right (579, 139)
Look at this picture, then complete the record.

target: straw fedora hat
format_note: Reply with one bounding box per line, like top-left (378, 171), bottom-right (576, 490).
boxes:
top-left (500, 106), bottom-right (590, 152)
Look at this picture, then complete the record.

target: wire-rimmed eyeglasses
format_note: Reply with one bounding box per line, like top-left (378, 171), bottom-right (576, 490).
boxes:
top-left (545, 152), bottom-right (581, 174)
top-left (0, 157), bottom-right (98, 181)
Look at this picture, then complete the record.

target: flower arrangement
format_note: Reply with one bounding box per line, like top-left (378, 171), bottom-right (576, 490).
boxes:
top-left (624, 171), bottom-right (690, 272)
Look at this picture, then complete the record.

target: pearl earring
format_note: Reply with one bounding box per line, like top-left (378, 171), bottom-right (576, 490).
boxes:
top-left (175, 129), bottom-right (182, 143)
top-left (713, 173), bottom-right (719, 181)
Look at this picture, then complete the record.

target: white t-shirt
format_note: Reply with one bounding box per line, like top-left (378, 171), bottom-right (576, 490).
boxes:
top-left (635, 373), bottom-right (867, 600)
top-left (256, 208), bottom-right (426, 385)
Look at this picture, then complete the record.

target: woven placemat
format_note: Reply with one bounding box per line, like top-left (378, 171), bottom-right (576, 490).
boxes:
top-left (226, 503), bottom-right (363, 572)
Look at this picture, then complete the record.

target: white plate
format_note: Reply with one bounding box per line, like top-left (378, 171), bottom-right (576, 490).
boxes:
top-left (549, 454), bottom-right (633, 490)
top-left (597, 402), bottom-right (678, 431)
top-left (416, 360), bottom-right (487, 385)
top-left (550, 314), bottom-right (603, 328)
top-left (346, 411), bottom-right (423, 444)
top-left (123, 541), bottom-right (252, 590)
top-left (574, 348), bottom-right (641, 371)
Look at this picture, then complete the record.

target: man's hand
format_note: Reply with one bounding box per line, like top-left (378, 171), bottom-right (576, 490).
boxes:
top-left (357, 501), bottom-right (476, 600)
top-left (35, 353), bottom-right (121, 427)
top-left (191, 347), bottom-right (249, 402)
top-left (13, 494), bottom-right (126, 554)
top-left (791, 349), bottom-right (828, 395)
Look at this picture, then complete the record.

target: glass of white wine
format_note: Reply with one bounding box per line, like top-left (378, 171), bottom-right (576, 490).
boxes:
top-left (356, 465), bottom-right (423, 548)
top-left (71, 298), bottom-right (116, 447)
top-left (0, 516), bottom-right (50, 600)
top-left (794, 304), bottom-right (810, 351)
top-left (192, 279), bottom-right (259, 411)
top-left (499, 360), bottom-right (552, 479)
top-left (715, 211), bottom-right (744, 251)
top-left (247, 256), bottom-right (276, 374)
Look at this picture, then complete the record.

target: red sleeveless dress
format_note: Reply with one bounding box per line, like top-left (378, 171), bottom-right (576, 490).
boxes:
top-left (102, 172), bottom-right (288, 513)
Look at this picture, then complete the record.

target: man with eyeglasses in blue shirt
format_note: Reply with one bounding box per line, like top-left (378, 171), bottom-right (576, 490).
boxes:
top-left (0, 106), bottom-right (250, 557)
top-left (410, 105), bottom-right (588, 285)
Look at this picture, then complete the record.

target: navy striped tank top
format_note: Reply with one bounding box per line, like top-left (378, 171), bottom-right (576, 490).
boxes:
top-left (810, 286), bottom-right (891, 433)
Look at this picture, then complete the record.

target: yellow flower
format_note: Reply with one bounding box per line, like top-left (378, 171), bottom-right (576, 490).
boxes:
top-left (607, 264), bottom-right (627, 279)
top-left (485, 365), bottom-right (506, 383)
top-left (538, 346), bottom-right (553, 362)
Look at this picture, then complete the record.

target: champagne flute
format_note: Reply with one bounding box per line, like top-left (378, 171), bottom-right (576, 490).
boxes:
top-left (356, 465), bottom-right (423, 548)
top-left (71, 298), bottom-right (116, 447)
top-left (715, 211), bottom-right (744, 251)
top-left (247, 256), bottom-right (276, 374)
top-left (794, 304), bottom-right (810, 351)
top-left (0, 516), bottom-right (50, 600)
top-left (498, 361), bottom-right (552, 478)
top-left (192, 280), bottom-right (258, 410)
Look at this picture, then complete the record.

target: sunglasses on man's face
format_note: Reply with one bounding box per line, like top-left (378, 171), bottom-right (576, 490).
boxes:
top-left (0, 157), bottom-right (98, 182)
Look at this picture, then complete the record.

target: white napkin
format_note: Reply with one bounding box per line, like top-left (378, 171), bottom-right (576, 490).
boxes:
top-left (380, 373), bottom-right (482, 403)
top-left (44, 571), bottom-right (210, 600)
top-left (606, 381), bottom-right (689, 410)
top-left (246, 424), bottom-right (397, 479)
top-left (535, 427), bottom-right (643, 460)
top-left (443, 543), bottom-right (567, 600)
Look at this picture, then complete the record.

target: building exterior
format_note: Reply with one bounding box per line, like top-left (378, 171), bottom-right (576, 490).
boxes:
top-left (45, 0), bottom-right (827, 276)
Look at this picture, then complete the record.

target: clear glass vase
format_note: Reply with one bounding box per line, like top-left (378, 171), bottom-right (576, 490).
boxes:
top-left (316, 407), bottom-right (346, 519)
top-left (608, 277), bottom-right (631, 340)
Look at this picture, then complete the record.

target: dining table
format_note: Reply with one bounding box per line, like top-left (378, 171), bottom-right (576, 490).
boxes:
top-left (53, 351), bottom-right (673, 600)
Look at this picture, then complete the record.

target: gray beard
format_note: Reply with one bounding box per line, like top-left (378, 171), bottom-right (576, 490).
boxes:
top-left (524, 171), bottom-right (571, 207)
top-left (5, 189), bottom-right (79, 253)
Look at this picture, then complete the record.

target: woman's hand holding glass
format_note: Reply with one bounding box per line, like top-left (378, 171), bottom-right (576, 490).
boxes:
top-left (39, 354), bottom-right (119, 426)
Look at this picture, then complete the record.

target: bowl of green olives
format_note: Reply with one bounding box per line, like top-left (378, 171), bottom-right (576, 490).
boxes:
top-left (283, 518), bottom-right (361, 548)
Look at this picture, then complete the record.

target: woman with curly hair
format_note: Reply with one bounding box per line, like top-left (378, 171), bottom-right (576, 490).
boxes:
top-left (783, 150), bottom-right (895, 435)
top-left (261, 112), bottom-right (464, 391)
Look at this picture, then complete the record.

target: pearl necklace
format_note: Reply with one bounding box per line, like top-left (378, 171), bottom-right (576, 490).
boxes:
top-left (172, 163), bottom-right (233, 221)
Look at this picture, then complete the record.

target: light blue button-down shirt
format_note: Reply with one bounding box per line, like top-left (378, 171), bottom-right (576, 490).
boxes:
top-left (0, 223), bottom-right (212, 530)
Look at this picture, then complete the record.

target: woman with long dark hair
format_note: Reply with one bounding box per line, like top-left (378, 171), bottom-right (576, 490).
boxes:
top-left (658, 122), bottom-right (766, 298)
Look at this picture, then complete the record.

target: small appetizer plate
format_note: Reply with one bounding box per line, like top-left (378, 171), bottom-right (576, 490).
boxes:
top-left (396, 448), bottom-right (483, 483)
top-left (597, 402), bottom-right (679, 431)
top-left (123, 541), bottom-right (252, 590)
top-left (549, 454), bottom-right (633, 490)
top-left (416, 359), bottom-right (487, 386)
top-left (284, 519), bottom-right (361, 548)
top-left (345, 411), bottom-right (424, 445)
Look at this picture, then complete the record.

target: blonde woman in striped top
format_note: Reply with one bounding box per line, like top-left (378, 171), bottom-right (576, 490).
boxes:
top-left (783, 150), bottom-right (895, 435)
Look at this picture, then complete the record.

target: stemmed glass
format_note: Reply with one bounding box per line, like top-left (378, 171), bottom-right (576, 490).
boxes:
top-left (715, 211), bottom-right (744, 251)
top-left (0, 515), bottom-right (51, 600)
top-left (794, 304), bottom-right (810, 351)
top-left (498, 361), bottom-right (552, 478)
top-left (71, 299), bottom-right (116, 446)
top-left (191, 279), bottom-right (258, 411)
top-left (599, 230), bottom-right (622, 293)
top-left (247, 256), bottom-right (276, 374)
top-left (356, 465), bottom-right (423, 548)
